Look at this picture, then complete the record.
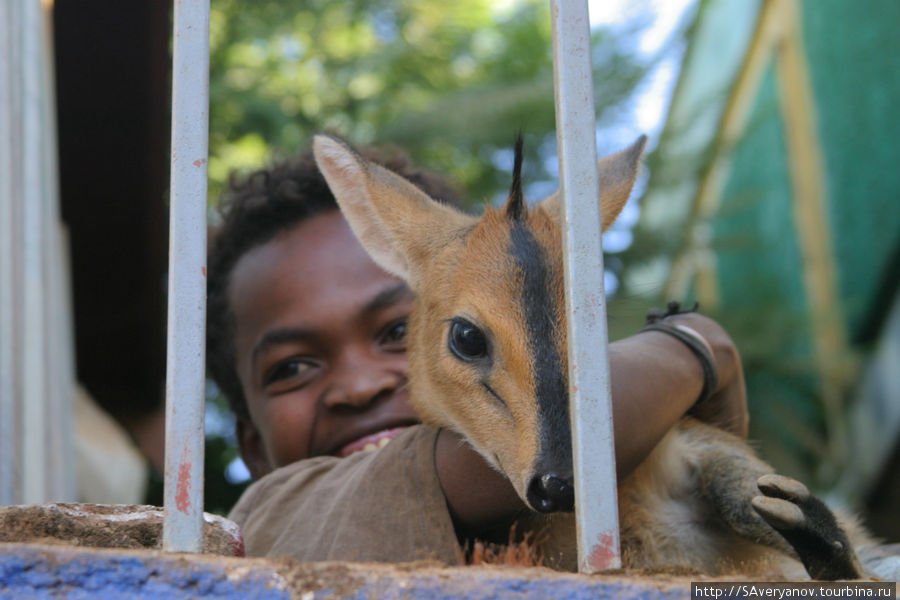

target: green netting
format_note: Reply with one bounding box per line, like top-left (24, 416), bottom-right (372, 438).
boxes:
top-left (712, 65), bottom-right (827, 479)
top-left (715, 67), bottom-right (808, 340)
top-left (702, 0), bottom-right (900, 485)
top-left (801, 0), bottom-right (900, 337)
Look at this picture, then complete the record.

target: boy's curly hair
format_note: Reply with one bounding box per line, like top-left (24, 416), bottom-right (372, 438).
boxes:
top-left (207, 143), bottom-right (459, 419)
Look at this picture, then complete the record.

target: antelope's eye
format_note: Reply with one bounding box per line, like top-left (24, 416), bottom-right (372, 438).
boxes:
top-left (448, 318), bottom-right (488, 361)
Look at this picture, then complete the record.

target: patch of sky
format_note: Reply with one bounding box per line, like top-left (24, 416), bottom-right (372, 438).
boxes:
top-left (590, 0), bottom-right (696, 254)
top-left (602, 229), bottom-right (633, 254)
top-left (371, 9), bottom-right (398, 42)
top-left (249, 38), bottom-right (269, 60)
top-left (225, 457), bottom-right (251, 484)
top-left (489, 0), bottom-right (519, 22)
top-left (277, 35), bottom-right (303, 61)
top-left (604, 269), bottom-right (620, 296)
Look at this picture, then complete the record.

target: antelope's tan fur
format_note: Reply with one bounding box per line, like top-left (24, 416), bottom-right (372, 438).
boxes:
top-left (313, 135), bottom-right (872, 578)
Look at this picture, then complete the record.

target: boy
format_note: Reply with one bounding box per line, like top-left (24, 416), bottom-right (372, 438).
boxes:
top-left (207, 143), bottom-right (748, 563)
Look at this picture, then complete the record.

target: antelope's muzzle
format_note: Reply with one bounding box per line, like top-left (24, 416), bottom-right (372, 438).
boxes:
top-left (526, 473), bottom-right (574, 513)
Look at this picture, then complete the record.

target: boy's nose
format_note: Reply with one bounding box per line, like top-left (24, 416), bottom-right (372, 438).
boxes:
top-left (322, 352), bottom-right (401, 409)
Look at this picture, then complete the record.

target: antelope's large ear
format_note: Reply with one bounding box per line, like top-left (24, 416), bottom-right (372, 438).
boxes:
top-left (538, 135), bottom-right (647, 232)
top-left (313, 135), bottom-right (474, 287)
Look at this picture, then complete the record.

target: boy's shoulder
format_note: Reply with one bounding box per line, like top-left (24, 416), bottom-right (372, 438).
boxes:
top-left (230, 424), bottom-right (435, 518)
top-left (227, 424), bottom-right (459, 563)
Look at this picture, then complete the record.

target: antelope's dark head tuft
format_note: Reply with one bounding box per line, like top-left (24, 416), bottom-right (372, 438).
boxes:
top-left (504, 134), bottom-right (526, 221)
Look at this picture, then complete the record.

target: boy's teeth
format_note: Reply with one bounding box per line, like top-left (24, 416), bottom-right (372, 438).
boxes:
top-left (337, 426), bottom-right (409, 457)
top-left (361, 437), bottom-right (393, 453)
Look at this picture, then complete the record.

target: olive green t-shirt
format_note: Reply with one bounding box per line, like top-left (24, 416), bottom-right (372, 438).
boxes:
top-left (228, 425), bottom-right (462, 564)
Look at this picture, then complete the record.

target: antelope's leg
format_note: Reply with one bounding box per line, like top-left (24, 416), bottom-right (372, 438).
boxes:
top-left (752, 474), bottom-right (862, 580)
top-left (683, 421), bottom-right (861, 579)
top-left (690, 428), bottom-right (795, 555)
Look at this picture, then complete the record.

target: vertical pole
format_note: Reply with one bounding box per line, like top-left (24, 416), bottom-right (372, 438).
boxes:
top-left (163, 0), bottom-right (210, 553)
top-left (0, 0), bottom-right (19, 506)
top-left (22, 0), bottom-right (49, 504)
top-left (1, 0), bottom-right (74, 505)
top-left (549, 0), bottom-right (621, 573)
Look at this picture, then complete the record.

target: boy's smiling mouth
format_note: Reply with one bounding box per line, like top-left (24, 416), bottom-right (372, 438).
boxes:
top-left (335, 426), bottom-right (411, 457)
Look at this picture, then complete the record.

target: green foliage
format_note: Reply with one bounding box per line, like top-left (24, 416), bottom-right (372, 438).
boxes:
top-left (208, 0), bottom-right (644, 206)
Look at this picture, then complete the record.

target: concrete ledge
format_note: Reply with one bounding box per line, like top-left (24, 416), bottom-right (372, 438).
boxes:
top-left (0, 542), bottom-right (695, 599)
top-left (0, 503), bottom-right (244, 557)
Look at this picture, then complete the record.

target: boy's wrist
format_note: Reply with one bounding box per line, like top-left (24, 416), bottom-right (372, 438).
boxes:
top-left (643, 308), bottom-right (748, 438)
top-left (641, 316), bottom-right (719, 408)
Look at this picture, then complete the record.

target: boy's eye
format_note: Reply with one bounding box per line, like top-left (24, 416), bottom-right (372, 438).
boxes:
top-left (263, 359), bottom-right (314, 388)
top-left (379, 319), bottom-right (408, 349)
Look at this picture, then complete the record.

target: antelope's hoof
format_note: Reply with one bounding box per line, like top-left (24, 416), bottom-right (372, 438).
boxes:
top-left (751, 495), bottom-right (806, 530)
top-left (757, 473), bottom-right (810, 503)
top-left (751, 473), bottom-right (861, 580)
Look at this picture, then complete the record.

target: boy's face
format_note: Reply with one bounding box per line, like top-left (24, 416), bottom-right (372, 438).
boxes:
top-left (228, 210), bottom-right (420, 479)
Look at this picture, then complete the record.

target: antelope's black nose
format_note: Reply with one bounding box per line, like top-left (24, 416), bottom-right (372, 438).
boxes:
top-left (527, 474), bottom-right (574, 513)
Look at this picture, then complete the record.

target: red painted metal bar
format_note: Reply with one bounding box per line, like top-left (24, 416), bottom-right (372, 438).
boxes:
top-left (162, 0), bottom-right (210, 553)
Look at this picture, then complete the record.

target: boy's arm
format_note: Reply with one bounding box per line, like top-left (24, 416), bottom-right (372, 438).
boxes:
top-left (435, 312), bottom-right (748, 538)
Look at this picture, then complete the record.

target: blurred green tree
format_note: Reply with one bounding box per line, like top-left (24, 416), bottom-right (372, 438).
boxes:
top-left (207, 0), bottom-right (643, 206)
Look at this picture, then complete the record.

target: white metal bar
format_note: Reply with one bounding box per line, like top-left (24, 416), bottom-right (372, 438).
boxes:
top-left (0, 0), bottom-right (19, 506)
top-left (21, 0), bottom-right (50, 503)
top-left (163, 0), bottom-right (210, 552)
top-left (1, 0), bottom-right (73, 505)
top-left (549, 0), bottom-right (621, 572)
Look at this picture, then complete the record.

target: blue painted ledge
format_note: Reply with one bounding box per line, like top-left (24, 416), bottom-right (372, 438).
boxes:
top-left (0, 542), bottom-right (693, 599)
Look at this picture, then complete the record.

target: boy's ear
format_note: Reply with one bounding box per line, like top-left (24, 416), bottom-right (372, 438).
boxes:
top-left (538, 135), bottom-right (647, 232)
top-left (236, 417), bottom-right (272, 481)
top-left (313, 135), bottom-right (475, 288)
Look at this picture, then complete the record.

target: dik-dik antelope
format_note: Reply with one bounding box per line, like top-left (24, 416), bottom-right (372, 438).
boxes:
top-left (312, 134), bottom-right (872, 579)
